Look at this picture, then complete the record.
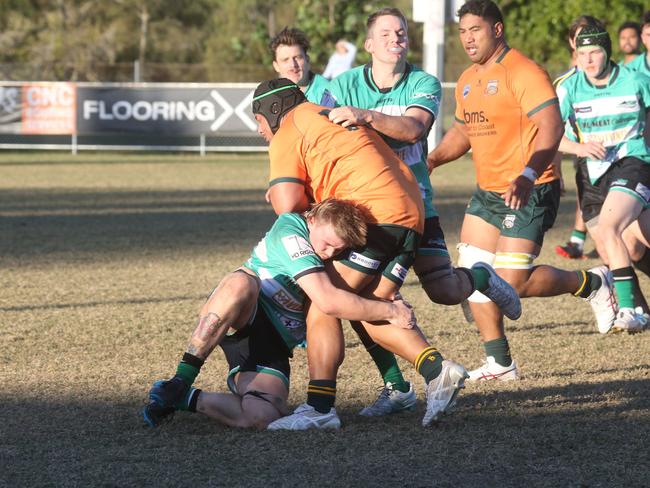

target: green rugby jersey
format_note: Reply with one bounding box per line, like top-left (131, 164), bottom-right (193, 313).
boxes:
top-left (557, 64), bottom-right (650, 183)
top-left (305, 72), bottom-right (329, 104)
top-left (625, 53), bottom-right (650, 77)
top-left (321, 63), bottom-right (441, 218)
top-left (244, 213), bottom-right (324, 349)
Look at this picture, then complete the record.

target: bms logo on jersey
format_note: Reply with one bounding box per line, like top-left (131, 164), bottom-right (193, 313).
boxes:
top-left (282, 234), bottom-right (316, 260)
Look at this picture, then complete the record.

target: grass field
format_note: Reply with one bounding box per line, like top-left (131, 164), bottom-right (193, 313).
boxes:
top-left (1, 152), bottom-right (649, 487)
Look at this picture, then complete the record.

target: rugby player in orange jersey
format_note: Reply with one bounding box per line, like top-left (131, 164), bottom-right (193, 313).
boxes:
top-left (427, 0), bottom-right (617, 381)
top-left (250, 77), bottom-right (510, 429)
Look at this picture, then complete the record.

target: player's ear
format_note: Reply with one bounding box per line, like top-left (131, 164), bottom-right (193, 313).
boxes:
top-left (272, 60), bottom-right (281, 75)
top-left (493, 22), bottom-right (504, 39)
top-left (364, 37), bottom-right (373, 54)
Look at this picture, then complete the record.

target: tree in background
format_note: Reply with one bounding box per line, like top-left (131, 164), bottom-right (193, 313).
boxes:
top-left (0, 0), bottom-right (647, 81)
top-left (468, 0), bottom-right (648, 78)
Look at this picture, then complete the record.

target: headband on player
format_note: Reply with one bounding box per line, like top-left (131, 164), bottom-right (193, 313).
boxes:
top-left (252, 78), bottom-right (306, 134)
top-left (575, 24), bottom-right (612, 61)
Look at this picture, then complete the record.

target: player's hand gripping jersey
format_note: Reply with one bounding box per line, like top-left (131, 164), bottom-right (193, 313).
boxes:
top-left (455, 48), bottom-right (560, 193)
top-left (268, 102), bottom-right (424, 234)
top-left (321, 64), bottom-right (440, 218)
top-left (244, 213), bottom-right (324, 349)
top-left (556, 64), bottom-right (650, 184)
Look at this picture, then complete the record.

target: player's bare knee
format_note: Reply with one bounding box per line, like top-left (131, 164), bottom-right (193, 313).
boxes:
top-left (420, 277), bottom-right (464, 305)
top-left (239, 409), bottom-right (274, 429)
top-left (599, 225), bottom-right (622, 248)
top-left (416, 262), bottom-right (466, 305)
top-left (241, 392), bottom-right (285, 429)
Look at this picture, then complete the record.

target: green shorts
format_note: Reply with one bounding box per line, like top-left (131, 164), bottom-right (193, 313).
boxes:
top-left (466, 180), bottom-right (561, 246)
top-left (339, 224), bottom-right (421, 285)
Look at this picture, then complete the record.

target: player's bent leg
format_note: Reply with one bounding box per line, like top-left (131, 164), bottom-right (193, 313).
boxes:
top-left (196, 371), bottom-right (289, 429)
top-left (459, 216), bottom-right (519, 381)
top-left (355, 276), bottom-right (468, 425)
top-left (299, 260), bottom-right (377, 420)
top-left (192, 269), bottom-right (261, 359)
top-left (457, 243), bottom-right (521, 320)
top-left (306, 302), bottom-right (345, 380)
top-left (599, 191), bottom-right (649, 332)
top-left (326, 260), bottom-right (417, 417)
top-left (414, 254), bottom-right (474, 305)
top-left (142, 269), bottom-right (262, 427)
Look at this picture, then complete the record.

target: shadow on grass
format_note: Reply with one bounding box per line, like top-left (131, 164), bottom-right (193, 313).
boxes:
top-left (1, 184), bottom-right (579, 265)
top-left (2, 377), bottom-right (648, 487)
top-left (1, 188), bottom-right (276, 262)
top-left (0, 294), bottom-right (205, 312)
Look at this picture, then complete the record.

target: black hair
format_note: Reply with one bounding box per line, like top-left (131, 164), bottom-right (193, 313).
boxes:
top-left (457, 0), bottom-right (504, 28)
top-left (617, 21), bottom-right (641, 37)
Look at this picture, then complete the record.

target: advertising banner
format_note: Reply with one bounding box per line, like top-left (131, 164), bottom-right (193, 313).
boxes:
top-left (0, 85), bottom-right (23, 134)
top-left (76, 86), bottom-right (256, 135)
top-left (21, 82), bottom-right (76, 134)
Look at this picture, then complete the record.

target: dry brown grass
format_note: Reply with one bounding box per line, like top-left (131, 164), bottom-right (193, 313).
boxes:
top-left (1, 152), bottom-right (648, 487)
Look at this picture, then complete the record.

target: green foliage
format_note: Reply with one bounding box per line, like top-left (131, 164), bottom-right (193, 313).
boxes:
top-left (499, 0), bottom-right (648, 77)
top-left (0, 0), bottom-right (646, 81)
top-left (294, 0), bottom-right (414, 68)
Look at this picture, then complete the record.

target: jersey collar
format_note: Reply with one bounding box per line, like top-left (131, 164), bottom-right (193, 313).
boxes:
top-left (582, 62), bottom-right (619, 89)
top-left (363, 62), bottom-right (412, 94)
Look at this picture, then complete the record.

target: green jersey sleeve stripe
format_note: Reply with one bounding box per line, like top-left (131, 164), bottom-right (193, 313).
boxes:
top-left (527, 97), bottom-right (559, 118)
top-left (406, 103), bottom-right (438, 118)
top-left (269, 177), bottom-right (305, 187)
top-left (294, 266), bottom-right (324, 281)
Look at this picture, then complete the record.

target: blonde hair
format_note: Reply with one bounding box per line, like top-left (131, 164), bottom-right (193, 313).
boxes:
top-left (304, 198), bottom-right (368, 249)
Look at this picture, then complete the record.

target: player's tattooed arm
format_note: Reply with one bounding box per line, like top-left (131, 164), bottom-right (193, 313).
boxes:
top-left (186, 312), bottom-right (228, 360)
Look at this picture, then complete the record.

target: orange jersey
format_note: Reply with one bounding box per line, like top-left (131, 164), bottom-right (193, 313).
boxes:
top-left (268, 102), bottom-right (423, 233)
top-left (455, 48), bottom-right (560, 192)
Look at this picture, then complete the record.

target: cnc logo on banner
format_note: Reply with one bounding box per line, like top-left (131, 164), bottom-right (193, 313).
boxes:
top-left (22, 83), bottom-right (76, 134)
top-left (77, 87), bottom-right (256, 135)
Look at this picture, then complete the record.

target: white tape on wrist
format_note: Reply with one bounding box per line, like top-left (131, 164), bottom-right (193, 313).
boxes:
top-left (521, 166), bottom-right (538, 182)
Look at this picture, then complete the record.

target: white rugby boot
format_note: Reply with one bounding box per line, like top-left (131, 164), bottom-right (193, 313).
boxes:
top-left (583, 265), bottom-right (617, 334)
top-left (422, 360), bottom-right (469, 427)
top-left (266, 403), bottom-right (341, 430)
top-left (472, 262), bottom-right (522, 320)
top-left (358, 382), bottom-right (416, 417)
top-left (611, 307), bottom-right (647, 334)
top-left (467, 356), bottom-right (519, 382)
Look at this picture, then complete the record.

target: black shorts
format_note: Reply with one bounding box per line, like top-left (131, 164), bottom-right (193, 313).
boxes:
top-left (339, 223), bottom-right (420, 285)
top-left (581, 157), bottom-right (650, 224)
top-left (220, 305), bottom-right (291, 391)
top-left (575, 160), bottom-right (604, 224)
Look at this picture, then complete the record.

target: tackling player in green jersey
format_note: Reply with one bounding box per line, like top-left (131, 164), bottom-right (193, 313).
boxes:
top-left (142, 199), bottom-right (417, 429)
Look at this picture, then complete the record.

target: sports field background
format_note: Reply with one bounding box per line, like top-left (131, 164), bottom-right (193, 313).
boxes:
top-left (1, 152), bottom-right (648, 487)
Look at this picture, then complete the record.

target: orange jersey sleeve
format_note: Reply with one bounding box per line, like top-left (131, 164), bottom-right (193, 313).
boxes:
top-left (455, 48), bottom-right (560, 192)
